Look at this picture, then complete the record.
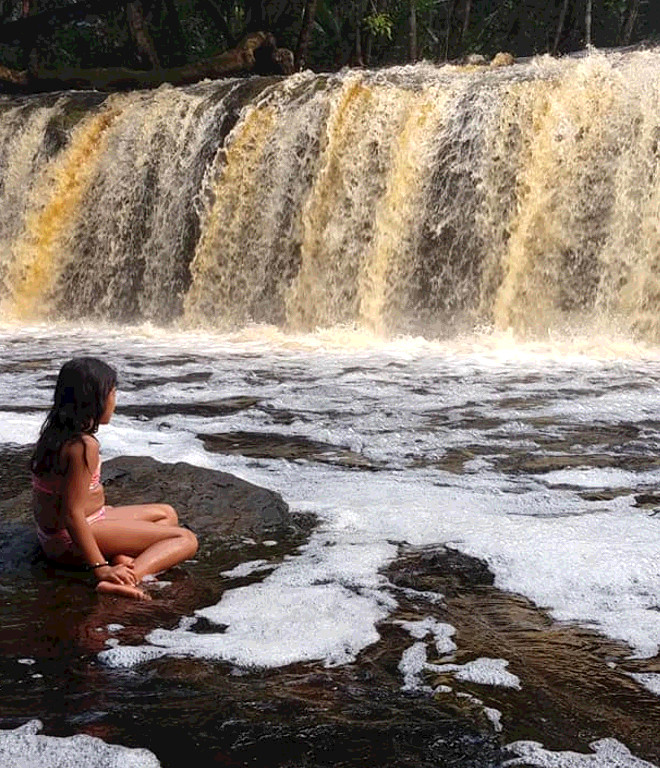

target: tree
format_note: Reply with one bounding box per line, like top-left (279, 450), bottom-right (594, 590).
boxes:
top-left (553, 0), bottom-right (569, 54)
top-left (295, 0), bottom-right (317, 68)
top-left (126, 0), bottom-right (160, 68)
top-left (0, 0), bottom-right (657, 82)
top-left (409, 0), bottom-right (417, 61)
top-left (622, 0), bottom-right (641, 44)
top-left (0, 29), bottom-right (293, 92)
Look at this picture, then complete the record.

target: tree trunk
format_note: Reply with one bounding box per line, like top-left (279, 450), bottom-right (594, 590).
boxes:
top-left (409, 0), bottom-right (417, 62)
top-left (126, 1), bottom-right (160, 69)
top-left (0, 64), bottom-right (28, 89)
top-left (585, 0), bottom-right (592, 47)
top-left (161, 0), bottom-right (187, 65)
top-left (0, 32), bottom-right (293, 93)
top-left (622, 0), bottom-right (641, 45)
top-left (295, 0), bottom-right (317, 70)
top-left (552, 0), bottom-right (569, 54)
top-left (461, 0), bottom-right (471, 43)
top-left (198, 0), bottom-right (236, 47)
top-left (245, 0), bottom-right (265, 32)
top-left (353, 1), bottom-right (364, 67)
top-left (444, 0), bottom-right (458, 60)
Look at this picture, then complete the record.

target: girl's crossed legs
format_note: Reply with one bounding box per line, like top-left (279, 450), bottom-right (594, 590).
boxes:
top-left (104, 503), bottom-right (179, 526)
top-left (92, 504), bottom-right (198, 599)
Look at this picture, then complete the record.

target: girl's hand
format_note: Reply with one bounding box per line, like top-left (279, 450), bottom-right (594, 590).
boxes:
top-left (94, 564), bottom-right (137, 586)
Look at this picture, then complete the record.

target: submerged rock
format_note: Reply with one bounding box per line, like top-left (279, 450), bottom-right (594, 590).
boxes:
top-left (199, 430), bottom-right (380, 469)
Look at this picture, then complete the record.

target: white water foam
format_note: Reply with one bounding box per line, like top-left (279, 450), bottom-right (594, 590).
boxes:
top-left (220, 559), bottom-right (274, 578)
top-left (484, 706), bottom-right (503, 732)
top-left (427, 657), bottom-right (521, 689)
top-left (2, 327), bottom-right (660, 672)
top-left (504, 738), bottom-right (659, 767)
top-left (398, 617), bottom-right (457, 656)
top-left (398, 642), bottom-right (430, 692)
top-left (0, 720), bottom-right (160, 768)
top-left (629, 673), bottom-right (660, 697)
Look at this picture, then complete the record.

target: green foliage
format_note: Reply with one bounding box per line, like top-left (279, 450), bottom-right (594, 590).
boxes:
top-left (364, 12), bottom-right (393, 40)
top-left (603, 0), bottom-right (626, 13)
top-left (0, 0), bottom-right (657, 75)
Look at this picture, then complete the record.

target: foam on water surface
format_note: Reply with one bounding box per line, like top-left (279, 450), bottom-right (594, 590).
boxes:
top-left (220, 559), bottom-right (273, 578)
top-left (629, 673), bottom-right (660, 697)
top-left (398, 617), bottom-right (457, 656)
top-left (0, 720), bottom-right (161, 768)
top-left (2, 326), bottom-right (660, 672)
top-left (398, 641), bottom-right (430, 692)
top-left (504, 738), bottom-right (659, 767)
top-left (427, 657), bottom-right (521, 689)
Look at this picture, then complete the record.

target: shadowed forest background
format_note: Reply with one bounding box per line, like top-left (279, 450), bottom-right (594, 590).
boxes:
top-left (0, 0), bottom-right (658, 82)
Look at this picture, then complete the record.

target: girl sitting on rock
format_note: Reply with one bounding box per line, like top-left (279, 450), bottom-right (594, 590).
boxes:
top-left (31, 357), bottom-right (198, 600)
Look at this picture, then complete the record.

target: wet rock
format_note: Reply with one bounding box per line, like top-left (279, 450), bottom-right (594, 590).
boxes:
top-left (199, 431), bottom-right (379, 470)
top-left (0, 446), bottom-right (32, 502)
top-left (102, 455), bottom-right (292, 541)
top-left (634, 492), bottom-right (660, 509)
top-left (123, 371), bottom-right (213, 391)
top-left (490, 52), bottom-right (515, 67)
top-left (463, 53), bottom-right (488, 66)
top-left (117, 396), bottom-right (259, 419)
top-left (0, 519), bottom-right (42, 577)
top-left (387, 545), bottom-right (660, 765)
top-left (389, 545), bottom-right (495, 596)
top-left (0, 448), bottom-right (41, 576)
top-left (496, 452), bottom-right (660, 475)
top-left (0, 451), bottom-right (299, 579)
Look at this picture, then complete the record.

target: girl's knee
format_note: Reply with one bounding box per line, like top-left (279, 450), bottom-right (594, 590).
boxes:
top-left (157, 504), bottom-right (178, 525)
top-left (178, 527), bottom-right (198, 557)
top-left (186, 528), bottom-right (198, 556)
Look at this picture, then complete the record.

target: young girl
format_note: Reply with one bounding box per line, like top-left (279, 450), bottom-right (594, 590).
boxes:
top-left (31, 357), bottom-right (198, 600)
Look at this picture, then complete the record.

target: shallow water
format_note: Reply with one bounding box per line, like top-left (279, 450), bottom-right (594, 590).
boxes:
top-left (1, 323), bottom-right (660, 765)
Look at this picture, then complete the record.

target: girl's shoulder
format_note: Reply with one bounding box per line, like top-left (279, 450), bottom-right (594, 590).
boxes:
top-left (61, 434), bottom-right (100, 466)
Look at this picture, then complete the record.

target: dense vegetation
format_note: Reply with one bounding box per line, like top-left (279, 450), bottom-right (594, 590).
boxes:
top-left (0, 0), bottom-right (656, 75)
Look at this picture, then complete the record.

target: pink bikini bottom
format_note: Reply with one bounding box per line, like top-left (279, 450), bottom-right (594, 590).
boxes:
top-left (36, 507), bottom-right (106, 560)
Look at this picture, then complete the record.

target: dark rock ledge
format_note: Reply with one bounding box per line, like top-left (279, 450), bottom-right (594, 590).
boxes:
top-left (0, 446), bottom-right (507, 768)
top-left (102, 455), bottom-right (294, 541)
top-left (2, 447), bottom-right (660, 768)
top-left (0, 449), bottom-right (303, 580)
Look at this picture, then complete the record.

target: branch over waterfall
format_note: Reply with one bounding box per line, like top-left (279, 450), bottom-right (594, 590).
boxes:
top-left (0, 31), bottom-right (294, 93)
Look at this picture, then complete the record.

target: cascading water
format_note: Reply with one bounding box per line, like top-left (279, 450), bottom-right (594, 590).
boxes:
top-left (4, 49), bottom-right (660, 768)
top-left (1, 49), bottom-right (660, 336)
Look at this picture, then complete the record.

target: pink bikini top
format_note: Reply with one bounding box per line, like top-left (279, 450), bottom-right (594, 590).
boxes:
top-left (32, 458), bottom-right (102, 496)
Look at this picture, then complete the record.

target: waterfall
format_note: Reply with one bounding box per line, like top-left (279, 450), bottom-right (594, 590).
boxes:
top-left (1, 50), bottom-right (660, 340)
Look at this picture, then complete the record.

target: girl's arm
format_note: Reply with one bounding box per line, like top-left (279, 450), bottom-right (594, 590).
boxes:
top-left (61, 438), bottom-right (135, 586)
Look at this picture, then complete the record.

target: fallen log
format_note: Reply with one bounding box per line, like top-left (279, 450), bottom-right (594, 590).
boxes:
top-left (0, 31), bottom-right (294, 94)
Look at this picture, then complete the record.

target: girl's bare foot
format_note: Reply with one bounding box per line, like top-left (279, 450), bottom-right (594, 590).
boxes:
top-left (96, 581), bottom-right (151, 600)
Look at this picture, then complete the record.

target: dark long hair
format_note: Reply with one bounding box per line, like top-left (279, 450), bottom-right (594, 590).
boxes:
top-left (31, 357), bottom-right (117, 476)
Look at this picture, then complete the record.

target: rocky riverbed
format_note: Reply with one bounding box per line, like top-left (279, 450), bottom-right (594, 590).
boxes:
top-left (0, 450), bottom-right (506, 767)
top-left (1, 448), bottom-right (659, 767)
top-left (2, 329), bottom-right (660, 767)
